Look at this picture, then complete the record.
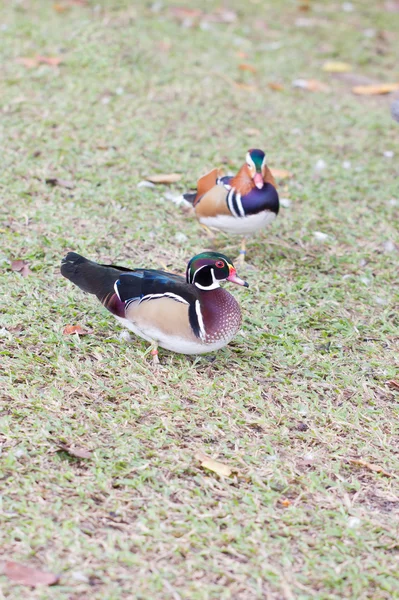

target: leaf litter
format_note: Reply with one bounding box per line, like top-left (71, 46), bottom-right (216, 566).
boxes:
top-left (63, 324), bottom-right (92, 335)
top-left (196, 452), bottom-right (233, 477)
top-left (56, 442), bottom-right (92, 459)
top-left (146, 173), bottom-right (181, 184)
top-left (16, 56), bottom-right (63, 68)
top-left (10, 260), bottom-right (32, 277)
top-left (0, 561), bottom-right (59, 587)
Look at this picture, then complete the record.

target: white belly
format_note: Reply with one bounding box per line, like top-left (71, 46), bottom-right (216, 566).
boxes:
top-left (114, 316), bottom-right (233, 355)
top-left (199, 210), bottom-right (276, 235)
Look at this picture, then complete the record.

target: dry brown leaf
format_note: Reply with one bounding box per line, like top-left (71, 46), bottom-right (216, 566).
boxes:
top-left (322, 61), bottom-right (352, 73)
top-left (157, 40), bottom-right (172, 52)
top-left (15, 57), bottom-right (38, 68)
top-left (352, 82), bottom-right (399, 95)
top-left (16, 56), bottom-right (63, 68)
top-left (293, 78), bottom-right (330, 92)
top-left (348, 458), bottom-right (395, 478)
top-left (239, 63), bottom-right (257, 73)
top-left (54, 0), bottom-right (87, 8)
top-left (278, 497), bottom-right (291, 507)
top-left (53, 3), bottom-right (69, 12)
top-left (196, 452), bottom-right (232, 477)
top-left (270, 168), bottom-right (293, 179)
top-left (0, 561), bottom-right (59, 587)
top-left (298, 0), bottom-right (311, 11)
top-left (268, 82), bottom-right (284, 91)
top-left (146, 173), bottom-right (181, 184)
top-left (244, 127), bottom-right (261, 136)
top-left (11, 260), bottom-right (25, 272)
top-left (204, 8), bottom-right (237, 23)
top-left (45, 178), bottom-right (75, 189)
top-left (234, 82), bottom-right (257, 92)
top-left (10, 260), bottom-right (32, 277)
top-left (386, 380), bottom-right (399, 390)
top-left (37, 55), bottom-right (63, 66)
top-left (56, 443), bottom-right (92, 459)
top-left (170, 7), bottom-right (202, 22)
top-left (63, 325), bottom-right (91, 336)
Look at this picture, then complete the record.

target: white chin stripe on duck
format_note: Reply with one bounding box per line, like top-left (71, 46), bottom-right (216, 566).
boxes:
top-left (199, 210), bottom-right (276, 235)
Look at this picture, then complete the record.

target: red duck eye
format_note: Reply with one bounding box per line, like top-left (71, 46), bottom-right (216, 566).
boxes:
top-left (215, 260), bottom-right (224, 268)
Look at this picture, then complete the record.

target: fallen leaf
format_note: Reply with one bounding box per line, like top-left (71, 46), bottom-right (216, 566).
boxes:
top-left (170, 7), bottom-right (202, 22)
top-left (54, 0), bottom-right (87, 8)
top-left (386, 380), bottom-right (399, 390)
top-left (63, 325), bottom-right (91, 335)
top-left (234, 82), bottom-right (257, 92)
top-left (196, 452), bottom-right (232, 477)
top-left (0, 561), bottom-right (59, 587)
top-left (38, 55), bottom-right (63, 66)
top-left (270, 168), bottom-right (293, 179)
top-left (157, 40), bottom-right (172, 52)
top-left (348, 458), bottom-right (395, 478)
top-left (45, 178), bottom-right (75, 189)
top-left (56, 443), bottom-right (92, 459)
top-left (298, 0), bottom-right (311, 11)
top-left (11, 260), bottom-right (25, 272)
top-left (145, 173), bottom-right (181, 184)
top-left (293, 78), bottom-right (330, 92)
top-left (53, 3), bottom-right (68, 12)
top-left (239, 63), bottom-right (257, 73)
top-left (323, 61), bottom-right (352, 73)
top-left (268, 82), bottom-right (284, 91)
top-left (16, 56), bottom-right (63, 68)
top-left (352, 82), bottom-right (399, 95)
top-left (204, 7), bottom-right (237, 23)
top-left (10, 260), bottom-right (32, 277)
top-left (278, 497), bottom-right (291, 507)
top-left (244, 127), bottom-right (261, 136)
top-left (15, 57), bottom-right (38, 68)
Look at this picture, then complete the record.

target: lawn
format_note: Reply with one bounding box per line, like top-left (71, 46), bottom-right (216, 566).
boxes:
top-left (0, 0), bottom-right (398, 598)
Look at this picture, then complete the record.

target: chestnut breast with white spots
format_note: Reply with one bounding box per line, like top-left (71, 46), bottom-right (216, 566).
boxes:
top-left (199, 287), bottom-right (242, 344)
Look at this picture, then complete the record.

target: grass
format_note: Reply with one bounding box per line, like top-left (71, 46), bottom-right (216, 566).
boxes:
top-left (0, 0), bottom-right (398, 598)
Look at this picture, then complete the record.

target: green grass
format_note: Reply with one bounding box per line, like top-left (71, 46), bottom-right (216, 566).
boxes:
top-left (0, 0), bottom-right (398, 598)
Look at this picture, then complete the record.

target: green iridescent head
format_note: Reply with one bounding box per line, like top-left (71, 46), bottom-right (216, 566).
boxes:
top-left (246, 149), bottom-right (267, 189)
top-left (186, 252), bottom-right (248, 290)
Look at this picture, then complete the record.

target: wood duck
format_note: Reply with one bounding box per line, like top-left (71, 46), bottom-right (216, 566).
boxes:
top-left (60, 251), bottom-right (248, 364)
top-left (183, 149), bottom-right (279, 263)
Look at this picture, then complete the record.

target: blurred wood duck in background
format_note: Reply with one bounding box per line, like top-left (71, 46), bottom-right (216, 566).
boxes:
top-left (61, 251), bottom-right (248, 365)
top-left (183, 149), bottom-right (279, 264)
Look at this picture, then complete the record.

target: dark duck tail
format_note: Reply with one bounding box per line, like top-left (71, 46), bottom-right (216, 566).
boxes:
top-left (60, 252), bottom-right (132, 316)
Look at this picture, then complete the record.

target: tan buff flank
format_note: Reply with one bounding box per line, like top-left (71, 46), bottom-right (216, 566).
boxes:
top-left (194, 185), bottom-right (230, 218)
top-left (125, 297), bottom-right (199, 341)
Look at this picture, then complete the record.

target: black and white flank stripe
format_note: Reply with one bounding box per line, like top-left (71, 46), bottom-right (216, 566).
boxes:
top-left (226, 187), bottom-right (245, 218)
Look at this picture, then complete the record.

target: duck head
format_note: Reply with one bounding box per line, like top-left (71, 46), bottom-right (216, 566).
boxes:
top-left (186, 252), bottom-right (248, 291)
top-left (245, 148), bottom-right (267, 189)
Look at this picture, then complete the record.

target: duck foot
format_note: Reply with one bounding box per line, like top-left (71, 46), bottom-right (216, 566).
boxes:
top-left (200, 224), bottom-right (217, 239)
top-left (149, 342), bottom-right (160, 367)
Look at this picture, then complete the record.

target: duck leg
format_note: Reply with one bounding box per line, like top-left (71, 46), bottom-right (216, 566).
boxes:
top-left (200, 224), bottom-right (216, 239)
top-left (149, 341), bottom-right (160, 367)
top-left (235, 237), bottom-right (247, 266)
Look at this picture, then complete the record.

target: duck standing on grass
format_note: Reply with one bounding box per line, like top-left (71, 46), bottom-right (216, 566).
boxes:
top-left (183, 149), bottom-right (279, 264)
top-left (61, 251), bottom-right (248, 365)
